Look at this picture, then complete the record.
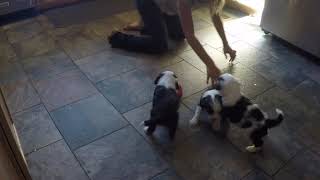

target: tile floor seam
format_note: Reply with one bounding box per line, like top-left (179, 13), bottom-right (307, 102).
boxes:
top-left (5, 25), bottom-right (47, 46)
top-left (39, 97), bottom-right (92, 179)
top-left (118, 120), bottom-right (179, 179)
top-left (147, 168), bottom-right (170, 180)
top-left (271, 147), bottom-right (307, 177)
top-left (24, 138), bottom-right (63, 157)
top-left (70, 124), bottom-right (130, 151)
top-left (240, 169), bottom-right (254, 180)
top-left (93, 68), bottom-right (137, 85)
top-left (246, 62), bottom-right (309, 92)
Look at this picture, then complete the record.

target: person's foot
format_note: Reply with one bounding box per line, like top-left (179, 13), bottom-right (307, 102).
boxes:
top-left (108, 30), bottom-right (126, 48)
top-left (123, 21), bottom-right (143, 31)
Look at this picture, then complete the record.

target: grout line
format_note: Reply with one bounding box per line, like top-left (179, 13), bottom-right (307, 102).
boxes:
top-left (271, 147), bottom-right (307, 177)
top-left (41, 96), bottom-right (92, 180)
top-left (240, 169), bottom-right (254, 180)
top-left (72, 124), bottom-right (130, 151)
top-left (147, 168), bottom-right (169, 180)
top-left (24, 139), bottom-right (63, 157)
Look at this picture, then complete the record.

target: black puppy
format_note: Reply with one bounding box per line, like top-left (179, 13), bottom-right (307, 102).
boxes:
top-left (144, 71), bottom-right (182, 139)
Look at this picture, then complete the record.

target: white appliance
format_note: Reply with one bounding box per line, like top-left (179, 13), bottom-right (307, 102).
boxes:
top-left (261, 0), bottom-right (320, 58)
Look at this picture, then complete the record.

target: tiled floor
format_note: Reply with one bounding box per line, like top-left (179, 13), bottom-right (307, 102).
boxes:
top-left (1, 4), bottom-right (320, 180)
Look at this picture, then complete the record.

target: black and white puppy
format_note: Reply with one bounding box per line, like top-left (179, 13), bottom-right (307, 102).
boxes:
top-left (190, 73), bottom-right (284, 153)
top-left (144, 71), bottom-right (182, 139)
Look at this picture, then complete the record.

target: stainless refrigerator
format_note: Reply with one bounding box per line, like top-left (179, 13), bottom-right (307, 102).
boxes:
top-left (261, 0), bottom-right (320, 58)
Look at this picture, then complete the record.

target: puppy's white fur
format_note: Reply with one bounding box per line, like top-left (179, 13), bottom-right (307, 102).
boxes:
top-left (156, 71), bottom-right (176, 89)
top-left (190, 90), bottom-right (222, 127)
top-left (218, 73), bottom-right (242, 107)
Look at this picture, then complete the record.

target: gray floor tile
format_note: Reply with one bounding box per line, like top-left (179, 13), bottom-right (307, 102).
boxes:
top-left (123, 103), bottom-right (195, 148)
top-left (192, 16), bottom-right (212, 31)
top-left (6, 20), bottom-right (44, 44)
top-left (135, 53), bottom-right (183, 76)
top-left (222, 41), bottom-right (272, 67)
top-left (22, 50), bottom-right (76, 81)
top-left (159, 61), bottom-right (208, 98)
top-left (50, 94), bottom-right (128, 150)
top-left (1, 79), bottom-right (41, 114)
top-left (254, 86), bottom-right (317, 129)
top-left (0, 41), bottom-right (17, 62)
top-left (250, 57), bottom-right (308, 90)
top-left (34, 70), bottom-right (98, 111)
top-left (0, 62), bottom-right (27, 86)
top-left (229, 124), bottom-right (303, 176)
top-left (274, 150), bottom-right (320, 180)
top-left (195, 27), bottom-right (239, 48)
top-left (163, 130), bottom-right (252, 180)
top-left (151, 169), bottom-right (183, 180)
top-left (84, 16), bottom-right (127, 40)
top-left (76, 50), bottom-right (137, 83)
top-left (56, 29), bottom-right (107, 61)
top-left (243, 170), bottom-right (271, 180)
top-left (182, 89), bottom-right (206, 111)
top-left (179, 45), bottom-right (232, 72)
top-left (96, 69), bottom-right (154, 113)
top-left (75, 126), bottom-right (168, 180)
top-left (223, 63), bottom-right (275, 99)
top-left (305, 64), bottom-right (320, 84)
top-left (13, 104), bottom-right (62, 154)
top-left (291, 79), bottom-right (320, 109)
top-left (27, 140), bottom-right (89, 180)
top-left (114, 10), bottom-right (140, 25)
top-left (224, 18), bottom-right (260, 36)
top-left (12, 33), bottom-right (57, 59)
top-left (296, 118), bottom-right (320, 154)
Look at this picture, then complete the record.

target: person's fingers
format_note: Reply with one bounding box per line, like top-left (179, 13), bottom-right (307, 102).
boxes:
top-left (224, 52), bottom-right (228, 59)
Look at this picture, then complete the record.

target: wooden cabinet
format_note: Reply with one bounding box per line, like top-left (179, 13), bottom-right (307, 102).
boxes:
top-left (0, 90), bottom-right (31, 180)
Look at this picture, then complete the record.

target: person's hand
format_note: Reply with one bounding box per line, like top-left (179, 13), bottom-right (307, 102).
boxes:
top-left (206, 64), bottom-right (221, 85)
top-left (223, 45), bottom-right (236, 62)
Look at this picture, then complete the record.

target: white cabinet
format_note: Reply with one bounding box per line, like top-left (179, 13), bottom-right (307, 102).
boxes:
top-left (261, 0), bottom-right (320, 58)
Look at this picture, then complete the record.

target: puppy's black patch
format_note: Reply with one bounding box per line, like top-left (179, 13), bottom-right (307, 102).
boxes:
top-left (145, 85), bottom-right (180, 139)
top-left (154, 73), bottom-right (164, 85)
top-left (200, 96), bottom-right (214, 114)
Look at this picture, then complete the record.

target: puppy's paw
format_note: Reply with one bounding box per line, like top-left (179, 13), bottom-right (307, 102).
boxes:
top-left (189, 118), bottom-right (199, 128)
top-left (246, 145), bottom-right (262, 153)
top-left (143, 126), bottom-right (149, 133)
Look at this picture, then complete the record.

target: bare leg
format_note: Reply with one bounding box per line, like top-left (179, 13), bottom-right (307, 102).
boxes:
top-left (123, 20), bottom-right (143, 31)
top-left (190, 105), bottom-right (202, 127)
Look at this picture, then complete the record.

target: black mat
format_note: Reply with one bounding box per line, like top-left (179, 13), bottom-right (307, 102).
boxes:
top-left (44, 0), bottom-right (135, 27)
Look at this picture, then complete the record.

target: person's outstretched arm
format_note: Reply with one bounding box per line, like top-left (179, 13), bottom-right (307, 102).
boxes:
top-left (177, 0), bottom-right (221, 84)
top-left (211, 14), bottom-right (236, 61)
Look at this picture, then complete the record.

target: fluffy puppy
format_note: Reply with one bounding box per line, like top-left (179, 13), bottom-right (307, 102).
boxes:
top-left (144, 71), bottom-right (182, 139)
top-left (190, 73), bottom-right (284, 153)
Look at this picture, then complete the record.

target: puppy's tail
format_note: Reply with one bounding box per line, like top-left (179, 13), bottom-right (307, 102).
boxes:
top-left (264, 109), bottom-right (284, 129)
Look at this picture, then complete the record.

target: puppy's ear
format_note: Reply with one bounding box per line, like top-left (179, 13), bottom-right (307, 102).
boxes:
top-left (173, 74), bottom-right (177, 78)
top-left (200, 96), bottom-right (214, 114)
top-left (248, 105), bottom-right (265, 121)
top-left (154, 73), bottom-right (164, 85)
top-left (175, 82), bottom-right (179, 89)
